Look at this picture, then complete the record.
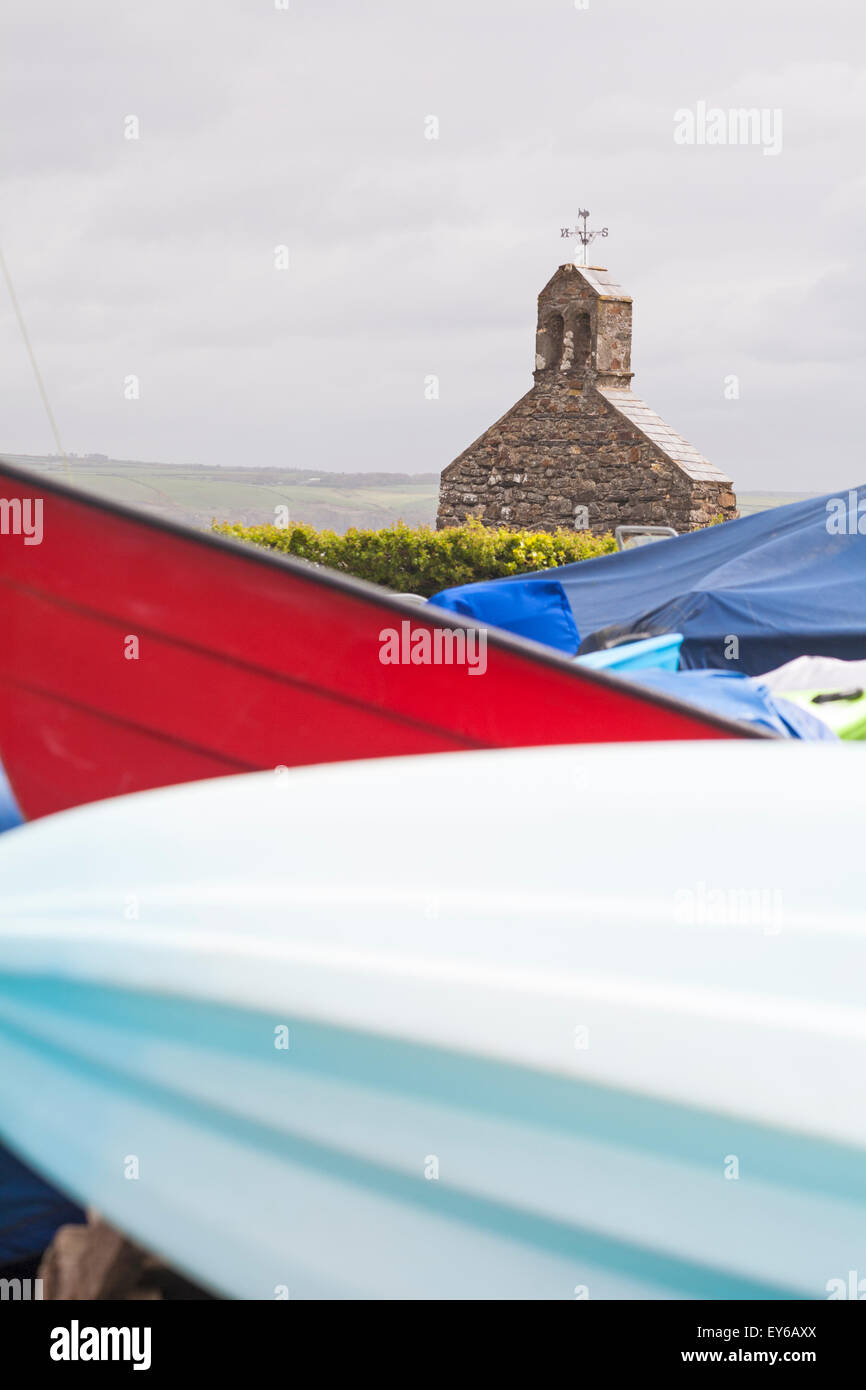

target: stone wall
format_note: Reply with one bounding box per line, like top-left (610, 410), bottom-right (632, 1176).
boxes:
top-left (437, 375), bottom-right (737, 534)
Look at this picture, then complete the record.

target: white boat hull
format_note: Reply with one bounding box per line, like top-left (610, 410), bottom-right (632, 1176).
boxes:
top-left (0, 742), bottom-right (864, 1299)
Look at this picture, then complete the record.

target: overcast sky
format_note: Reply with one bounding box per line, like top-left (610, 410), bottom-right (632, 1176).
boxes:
top-left (0, 0), bottom-right (862, 492)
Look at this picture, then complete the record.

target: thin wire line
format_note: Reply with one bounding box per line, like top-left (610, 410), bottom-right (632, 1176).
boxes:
top-left (0, 246), bottom-right (70, 473)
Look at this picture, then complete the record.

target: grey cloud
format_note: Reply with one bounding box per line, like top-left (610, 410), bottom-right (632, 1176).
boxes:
top-left (0, 0), bottom-right (863, 488)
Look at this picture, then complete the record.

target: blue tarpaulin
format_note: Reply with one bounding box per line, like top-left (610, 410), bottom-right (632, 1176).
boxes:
top-left (627, 670), bottom-right (839, 741)
top-left (0, 763), bottom-right (21, 834)
top-left (429, 577), bottom-right (579, 654)
top-left (0, 764), bottom-right (80, 1268)
top-left (0, 1144), bottom-right (85, 1268)
top-left (430, 487), bottom-right (866, 675)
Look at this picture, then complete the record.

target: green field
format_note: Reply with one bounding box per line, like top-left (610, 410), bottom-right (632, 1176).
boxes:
top-left (735, 491), bottom-right (821, 517)
top-left (0, 453), bottom-right (816, 533)
top-left (0, 456), bottom-right (440, 531)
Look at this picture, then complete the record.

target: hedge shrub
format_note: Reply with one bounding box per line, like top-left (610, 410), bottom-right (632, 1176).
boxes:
top-left (212, 518), bottom-right (616, 597)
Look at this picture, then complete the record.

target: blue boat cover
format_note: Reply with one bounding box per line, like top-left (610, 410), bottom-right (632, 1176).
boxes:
top-left (627, 671), bottom-right (839, 741)
top-left (430, 576), bottom-right (580, 653)
top-left (0, 763), bottom-right (22, 834)
top-left (0, 767), bottom-right (77, 1267)
top-left (0, 1143), bottom-right (85, 1267)
top-left (430, 487), bottom-right (866, 675)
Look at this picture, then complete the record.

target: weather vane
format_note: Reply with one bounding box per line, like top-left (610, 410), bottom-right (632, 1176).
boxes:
top-left (560, 209), bottom-right (608, 266)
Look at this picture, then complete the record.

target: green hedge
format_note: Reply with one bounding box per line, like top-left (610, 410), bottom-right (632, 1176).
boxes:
top-left (212, 518), bottom-right (616, 597)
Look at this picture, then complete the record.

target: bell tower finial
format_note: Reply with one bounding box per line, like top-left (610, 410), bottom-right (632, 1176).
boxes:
top-left (559, 209), bottom-right (609, 266)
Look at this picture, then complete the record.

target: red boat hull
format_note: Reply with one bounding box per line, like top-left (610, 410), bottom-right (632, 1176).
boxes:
top-left (0, 460), bottom-right (755, 820)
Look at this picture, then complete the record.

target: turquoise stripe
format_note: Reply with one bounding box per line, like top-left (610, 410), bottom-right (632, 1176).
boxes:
top-left (1, 974), bottom-right (864, 1208)
top-left (0, 980), bottom-right (819, 1299)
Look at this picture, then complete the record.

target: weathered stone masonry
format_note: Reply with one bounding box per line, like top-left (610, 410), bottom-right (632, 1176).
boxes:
top-left (437, 264), bottom-right (737, 533)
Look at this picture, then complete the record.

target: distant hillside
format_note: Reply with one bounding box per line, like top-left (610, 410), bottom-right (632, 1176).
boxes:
top-left (0, 454), bottom-right (440, 532)
top-left (0, 453), bottom-right (818, 533)
top-left (734, 491), bottom-right (822, 517)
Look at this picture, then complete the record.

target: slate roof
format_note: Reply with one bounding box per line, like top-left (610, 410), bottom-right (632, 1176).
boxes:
top-left (597, 387), bottom-right (732, 484)
top-left (574, 265), bottom-right (631, 301)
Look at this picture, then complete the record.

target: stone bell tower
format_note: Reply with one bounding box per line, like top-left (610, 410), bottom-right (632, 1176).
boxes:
top-left (534, 263), bottom-right (632, 385)
top-left (436, 263), bottom-right (736, 534)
